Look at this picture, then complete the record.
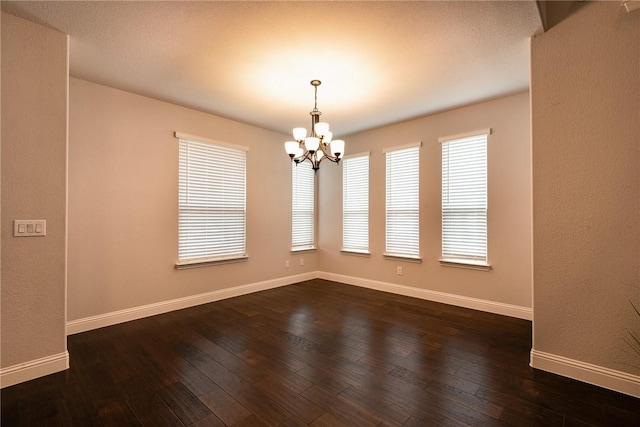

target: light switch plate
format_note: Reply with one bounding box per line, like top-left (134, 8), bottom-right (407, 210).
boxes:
top-left (14, 220), bottom-right (46, 237)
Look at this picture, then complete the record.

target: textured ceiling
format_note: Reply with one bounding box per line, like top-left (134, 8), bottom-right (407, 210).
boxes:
top-left (2, 1), bottom-right (543, 136)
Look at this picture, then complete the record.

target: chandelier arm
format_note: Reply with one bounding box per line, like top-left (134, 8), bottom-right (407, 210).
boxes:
top-left (297, 150), bottom-right (312, 163)
top-left (318, 143), bottom-right (341, 164)
top-left (296, 150), bottom-right (319, 172)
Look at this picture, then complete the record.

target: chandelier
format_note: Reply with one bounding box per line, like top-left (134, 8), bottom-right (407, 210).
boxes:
top-left (284, 80), bottom-right (345, 172)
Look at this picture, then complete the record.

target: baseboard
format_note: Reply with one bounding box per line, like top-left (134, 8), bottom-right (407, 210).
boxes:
top-left (318, 272), bottom-right (532, 320)
top-left (530, 349), bottom-right (640, 398)
top-left (66, 271), bottom-right (319, 335)
top-left (0, 351), bottom-right (69, 389)
top-left (66, 270), bottom-right (532, 336)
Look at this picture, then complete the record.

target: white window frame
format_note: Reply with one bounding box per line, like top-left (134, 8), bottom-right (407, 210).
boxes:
top-left (439, 129), bottom-right (491, 271)
top-left (342, 152), bottom-right (370, 255)
top-left (175, 132), bottom-right (248, 269)
top-left (384, 142), bottom-right (421, 261)
top-left (291, 161), bottom-right (315, 252)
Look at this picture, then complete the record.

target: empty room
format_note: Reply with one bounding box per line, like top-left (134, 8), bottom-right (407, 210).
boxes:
top-left (1, 1), bottom-right (639, 425)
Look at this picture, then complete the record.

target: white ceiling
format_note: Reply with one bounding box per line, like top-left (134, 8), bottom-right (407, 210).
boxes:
top-left (2, 1), bottom-right (543, 136)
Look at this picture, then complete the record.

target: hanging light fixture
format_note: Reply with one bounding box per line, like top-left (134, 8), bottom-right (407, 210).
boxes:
top-left (284, 80), bottom-right (345, 172)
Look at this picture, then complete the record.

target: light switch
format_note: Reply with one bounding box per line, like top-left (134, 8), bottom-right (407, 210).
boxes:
top-left (14, 220), bottom-right (46, 237)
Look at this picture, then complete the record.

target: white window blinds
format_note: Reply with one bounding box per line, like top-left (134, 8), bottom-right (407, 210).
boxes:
top-left (385, 143), bottom-right (421, 259)
top-left (177, 134), bottom-right (247, 264)
top-left (292, 161), bottom-right (315, 251)
top-left (440, 130), bottom-right (489, 264)
top-left (342, 153), bottom-right (369, 253)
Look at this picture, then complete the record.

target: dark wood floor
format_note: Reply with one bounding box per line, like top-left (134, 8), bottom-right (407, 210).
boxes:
top-left (2, 279), bottom-right (639, 426)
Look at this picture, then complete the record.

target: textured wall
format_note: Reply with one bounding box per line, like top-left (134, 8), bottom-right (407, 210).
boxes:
top-left (318, 92), bottom-right (532, 309)
top-left (531, 1), bottom-right (640, 374)
top-left (68, 78), bottom-right (316, 321)
top-left (1, 13), bottom-right (68, 368)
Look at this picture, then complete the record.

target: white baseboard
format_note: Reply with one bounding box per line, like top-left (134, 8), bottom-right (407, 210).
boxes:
top-left (66, 271), bottom-right (319, 335)
top-left (0, 351), bottom-right (69, 389)
top-left (530, 349), bottom-right (640, 398)
top-left (67, 271), bottom-right (531, 336)
top-left (319, 271), bottom-right (532, 320)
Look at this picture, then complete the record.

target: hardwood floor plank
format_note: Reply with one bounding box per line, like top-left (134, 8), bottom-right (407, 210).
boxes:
top-left (253, 364), bottom-right (315, 394)
top-left (213, 376), bottom-right (293, 425)
top-left (118, 346), bottom-right (179, 391)
top-left (302, 384), bottom-right (382, 426)
top-left (296, 364), bottom-right (352, 395)
top-left (73, 360), bottom-right (139, 425)
top-left (602, 402), bottom-right (640, 426)
top-left (198, 385), bottom-right (252, 425)
top-left (253, 375), bottom-right (325, 424)
top-left (0, 400), bottom-right (21, 426)
top-left (425, 380), bottom-right (504, 420)
top-left (118, 376), bottom-right (184, 427)
top-left (156, 381), bottom-right (212, 425)
top-left (337, 385), bottom-right (411, 426)
top-left (96, 399), bottom-right (142, 427)
top-left (57, 375), bottom-right (104, 426)
top-left (177, 340), bottom-right (294, 425)
top-left (231, 413), bottom-right (273, 427)
top-left (499, 403), bottom-right (565, 427)
top-left (2, 279), bottom-right (639, 426)
top-left (190, 413), bottom-right (227, 427)
top-left (366, 373), bottom-right (504, 427)
top-left (401, 414), bottom-right (470, 427)
top-left (279, 416), bottom-right (312, 427)
top-left (309, 411), bottom-right (353, 427)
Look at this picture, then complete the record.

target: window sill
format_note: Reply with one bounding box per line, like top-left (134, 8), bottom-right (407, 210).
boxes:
top-left (383, 253), bottom-right (422, 263)
top-left (439, 259), bottom-right (491, 271)
top-left (176, 255), bottom-right (248, 270)
top-left (341, 249), bottom-right (371, 257)
top-left (291, 247), bottom-right (316, 254)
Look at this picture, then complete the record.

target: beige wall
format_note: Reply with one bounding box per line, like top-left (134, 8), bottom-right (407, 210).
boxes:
top-left (68, 78), bottom-right (317, 321)
top-left (1, 13), bottom-right (68, 368)
top-left (69, 80), bottom-right (533, 323)
top-left (318, 92), bottom-right (532, 309)
top-left (531, 1), bottom-right (640, 375)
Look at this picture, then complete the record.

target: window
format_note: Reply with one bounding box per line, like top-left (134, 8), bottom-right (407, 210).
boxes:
top-left (176, 132), bottom-right (247, 267)
top-left (342, 153), bottom-right (369, 253)
top-left (440, 129), bottom-right (489, 267)
top-left (292, 161), bottom-right (315, 251)
top-left (385, 143), bottom-right (421, 259)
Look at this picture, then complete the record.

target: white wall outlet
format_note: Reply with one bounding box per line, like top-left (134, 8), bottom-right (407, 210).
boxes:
top-left (397, 266), bottom-right (403, 275)
top-left (285, 260), bottom-right (290, 268)
top-left (13, 220), bottom-right (46, 237)
top-left (300, 258), bottom-right (304, 266)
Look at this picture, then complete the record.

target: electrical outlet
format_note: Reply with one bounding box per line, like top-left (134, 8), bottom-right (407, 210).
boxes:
top-left (300, 258), bottom-right (304, 266)
top-left (397, 266), bottom-right (403, 275)
top-left (285, 260), bottom-right (290, 268)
